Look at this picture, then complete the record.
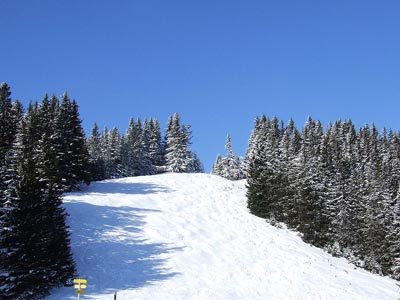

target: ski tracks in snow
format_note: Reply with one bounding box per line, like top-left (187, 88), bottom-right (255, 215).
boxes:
top-left (49, 173), bottom-right (398, 300)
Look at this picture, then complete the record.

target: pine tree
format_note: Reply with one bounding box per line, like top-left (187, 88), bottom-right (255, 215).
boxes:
top-left (122, 118), bottom-right (148, 176)
top-left (188, 152), bottom-right (204, 173)
top-left (0, 83), bottom-right (23, 203)
top-left (0, 83), bottom-right (17, 161)
top-left (247, 115), bottom-right (285, 221)
top-left (223, 134), bottom-right (243, 180)
top-left (0, 108), bottom-right (76, 298)
top-left (54, 94), bottom-right (90, 190)
top-left (165, 113), bottom-right (192, 173)
top-left (108, 126), bottom-right (123, 178)
top-left (86, 123), bottom-right (105, 180)
top-left (211, 155), bottom-right (223, 176)
top-left (147, 118), bottom-right (164, 170)
top-left (211, 134), bottom-right (243, 180)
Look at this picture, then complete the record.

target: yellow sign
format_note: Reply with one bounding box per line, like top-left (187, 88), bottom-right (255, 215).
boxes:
top-left (74, 284), bottom-right (87, 289)
top-left (73, 278), bottom-right (87, 299)
top-left (73, 279), bottom-right (87, 284)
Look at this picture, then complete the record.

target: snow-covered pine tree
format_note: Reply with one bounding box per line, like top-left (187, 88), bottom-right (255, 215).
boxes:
top-left (188, 152), bottom-right (204, 173)
top-left (108, 126), bottom-right (123, 178)
top-left (147, 118), bottom-right (164, 171)
top-left (0, 83), bottom-right (23, 202)
top-left (34, 126), bottom-right (76, 288)
top-left (211, 134), bottom-right (243, 180)
top-left (122, 118), bottom-right (149, 176)
top-left (211, 155), bottom-right (223, 176)
top-left (223, 134), bottom-right (243, 180)
top-left (140, 118), bottom-right (154, 175)
top-left (295, 118), bottom-right (330, 246)
top-left (277, 119), bottom-right (300, 227)
top-left (54, 94), bottom-right (89, 191)
top-left (0, 83), bottom-right (19, 162)
top-left (165, 113), bottom-right (192, 173)
top-left (0, 106), bottom-right (76, 299)
top-left (247, 115), bottom-right (284, 220)
top-left (388, 187), bottom-right (400, 280)
top-left (87, 123), bottom-right (105, 180)
top-left (100, 126), bottom-right (112, 178)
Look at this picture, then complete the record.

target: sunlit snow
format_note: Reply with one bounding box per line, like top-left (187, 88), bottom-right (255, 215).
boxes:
top-left (50, 173), bottom-right (399, 300)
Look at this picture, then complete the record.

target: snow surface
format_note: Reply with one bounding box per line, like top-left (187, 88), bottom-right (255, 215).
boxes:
top-left (50, 173), bottom-right (399, 300)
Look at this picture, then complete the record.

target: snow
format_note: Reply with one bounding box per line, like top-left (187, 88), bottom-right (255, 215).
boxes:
top-left (49, 173), bottom-right (399, 300)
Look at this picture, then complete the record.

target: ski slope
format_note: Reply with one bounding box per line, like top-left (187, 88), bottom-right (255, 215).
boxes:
top-left (50, 173), bottom-right (399, 300)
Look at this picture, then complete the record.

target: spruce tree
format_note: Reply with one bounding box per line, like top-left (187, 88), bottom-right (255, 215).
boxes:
top-left (0, 109), bottom-right (76, 298)
top-left (55, 94), bottom-right (89, 190)
top-left (147, 118), bottom-right (164, 170)
top-left (188, 152), bottom-right (204, 173)
top-left (0, 83), bottom-right (23, 202)
top-left (109, 126), bottom-right (123, 178)
top-left (211, 155), bottom-right (223, 176)
top-left (87, 123), bottom-right (105, 180)
top-left (165, 113), bottom-right (192, 173)
top-left (211, 134), bottom-right (243, 180)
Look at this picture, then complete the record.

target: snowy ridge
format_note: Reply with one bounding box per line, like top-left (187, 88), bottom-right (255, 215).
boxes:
top-left (50, 173), bottom-right (398, 300)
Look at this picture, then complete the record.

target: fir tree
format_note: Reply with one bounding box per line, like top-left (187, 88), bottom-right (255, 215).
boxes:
top-left (165, 113), bottom-right (192, 173)
top-left (211, 134), bottom-right (243, 180)
top-left (87, 123), bottom-right (105, 180)
top-left (189, 152), bottom-right (204, 173)
top-left (0, 110), bottom-right (76, 298)
top-left (54, 94), bottom-right (90, 191)
top-left (211, 155), bottom-right (223, 176)
top-left (147, 118), bottom-right (164, 169)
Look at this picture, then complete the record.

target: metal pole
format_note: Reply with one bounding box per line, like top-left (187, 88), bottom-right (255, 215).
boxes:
top-left (77, 283), bottom-right (80, 300)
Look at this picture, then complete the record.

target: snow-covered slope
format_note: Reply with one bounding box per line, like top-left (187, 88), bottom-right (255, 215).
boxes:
top-left (50, 173), bottom-right (398, 300)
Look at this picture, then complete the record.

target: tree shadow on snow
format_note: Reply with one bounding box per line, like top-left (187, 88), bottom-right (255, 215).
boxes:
top-left (84, 181), bottom-right (175, 195)
top-left (61, 193), bottom-right (181, 296)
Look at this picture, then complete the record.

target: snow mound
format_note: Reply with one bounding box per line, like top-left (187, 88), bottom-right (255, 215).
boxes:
top-left (50, 173), bottom-right (399, 300)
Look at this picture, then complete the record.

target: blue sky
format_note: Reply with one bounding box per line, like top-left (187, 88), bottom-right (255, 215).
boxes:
top-left (2, 1), bottom-right (400, 171)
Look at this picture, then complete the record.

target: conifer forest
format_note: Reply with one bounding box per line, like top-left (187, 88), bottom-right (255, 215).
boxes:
top-left (244, 116), bottom-right (400, 279)
top-left (0, 83), bottom-right (201, 299)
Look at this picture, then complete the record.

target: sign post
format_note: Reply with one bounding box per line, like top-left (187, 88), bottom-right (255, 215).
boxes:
top-left (73, 278), bottom-right (87, 300)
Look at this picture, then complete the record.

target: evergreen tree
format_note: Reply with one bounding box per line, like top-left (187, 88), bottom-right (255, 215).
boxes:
top-left (0, 109), bottom-right (75, 298)
top-left (211, 134), bottom-right (243, 180)
top-left (147, 118), bottom-right (164, 169)
top-left (165, 113), bottom-right (192, 173)
top-left (54, 94), bottom-right (89, 191)
top-left (108, 126), bottom-right (123, 178)
top-left (188, 152), bottom-right (204, 173)
top-left (0, 83), bottom-right (23, 202)
top-left (211, 155), bottom-right (223, 176)
top-left (87, 123), bottom-right (105, 180)
top-left (223, 134), bottom-right (243, 180)
top-left (246, 116), bottom-right (283, 220)
top-left (122, 118), bottom-right (149, 176)
top-left (0, 83), bottom-right (18, 161)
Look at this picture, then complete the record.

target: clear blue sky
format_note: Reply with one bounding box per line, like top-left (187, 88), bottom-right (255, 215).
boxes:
top-left (2, 1), bottom-right (400, 171)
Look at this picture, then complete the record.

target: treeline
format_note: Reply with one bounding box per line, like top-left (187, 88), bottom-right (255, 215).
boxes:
top-left (0, 83), bottom-right (87, 299)
top-left (86, 112), bottom-right (203, 181)
top-left (245, 115), bottom-right (400, 279)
